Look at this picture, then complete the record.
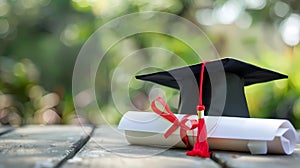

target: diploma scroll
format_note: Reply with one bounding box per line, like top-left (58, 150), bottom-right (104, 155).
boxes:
top-left (118, 111), bottom-right (299, 155)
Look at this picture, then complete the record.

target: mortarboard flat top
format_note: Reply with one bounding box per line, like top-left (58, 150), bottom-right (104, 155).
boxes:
top-left (136, 58), bottom-right (287, 89)
top-left (136, 58), bottom-right (288, 117)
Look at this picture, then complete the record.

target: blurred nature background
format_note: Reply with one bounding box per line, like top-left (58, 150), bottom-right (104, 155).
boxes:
top-left (0, 0), bottom-right (300, 128)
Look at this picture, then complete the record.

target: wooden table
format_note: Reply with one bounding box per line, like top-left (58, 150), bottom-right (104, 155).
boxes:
top-left (0, 125), bottom-right (299, 168)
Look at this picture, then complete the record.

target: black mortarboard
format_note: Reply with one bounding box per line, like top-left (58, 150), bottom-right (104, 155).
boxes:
top-left (136, 58), bottom-right (288, 117)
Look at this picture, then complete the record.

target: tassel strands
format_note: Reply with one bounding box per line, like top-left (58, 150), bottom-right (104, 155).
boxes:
top-left (186, 62), bottom-right (211, 158)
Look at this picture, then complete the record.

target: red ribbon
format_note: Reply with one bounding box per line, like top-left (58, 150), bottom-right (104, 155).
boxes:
top-left (151, 97), bottom-right (198, 148)
top-left (150, 61), bottom-right (210, 158)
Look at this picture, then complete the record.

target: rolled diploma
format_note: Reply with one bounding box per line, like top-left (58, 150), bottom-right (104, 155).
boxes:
top-left (118, 111), bottom-right (299, 155)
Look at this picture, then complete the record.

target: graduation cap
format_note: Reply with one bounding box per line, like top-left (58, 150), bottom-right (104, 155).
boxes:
top-left (136, 58), bottom-right (288, 117)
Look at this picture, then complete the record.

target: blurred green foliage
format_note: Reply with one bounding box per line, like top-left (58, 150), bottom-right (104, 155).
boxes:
top-left (0, 57), bottom-right (73, 125)
top-left (0, 0), bottom-right (300, 128)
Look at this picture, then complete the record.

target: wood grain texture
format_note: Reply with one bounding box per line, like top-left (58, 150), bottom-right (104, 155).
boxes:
top-left (1, 125), bottom-right (299, 168)
top-left (62, 126), bottom-right (221, 168)
top-left (0, 126), bottom-right (14, 136)
top-left (0, 125), bottom-right (93, 168)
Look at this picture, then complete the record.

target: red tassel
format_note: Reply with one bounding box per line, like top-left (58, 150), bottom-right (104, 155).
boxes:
top-left (186, 62), bottom-right (211, 158)
top-left (186, 105), bottom-right (211, 158)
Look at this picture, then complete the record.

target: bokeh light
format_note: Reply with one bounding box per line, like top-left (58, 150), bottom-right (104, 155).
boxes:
top-left (0, 0), bottom-right (299, 128)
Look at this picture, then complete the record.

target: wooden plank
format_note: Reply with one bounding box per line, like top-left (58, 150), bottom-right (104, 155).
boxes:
top-left (62, 126), bottom-right (220, 168)
top-left (0, 125), bottom-right (93, 168)
top-left (211, 142), bottom-right (300, 168)
top-left (0, 126), bottom-right (14, 136)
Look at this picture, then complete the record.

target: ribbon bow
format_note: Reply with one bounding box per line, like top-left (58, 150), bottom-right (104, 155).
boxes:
top-left (151, 97), bottom-right (198, 148)
top-left (151, 61), bottom-right (211, 158)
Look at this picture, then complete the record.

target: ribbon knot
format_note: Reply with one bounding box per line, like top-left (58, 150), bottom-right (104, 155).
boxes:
top-left (150, 61), bottom-right (211, 158)
top-left (151, 97), bottom-right (198, 148)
